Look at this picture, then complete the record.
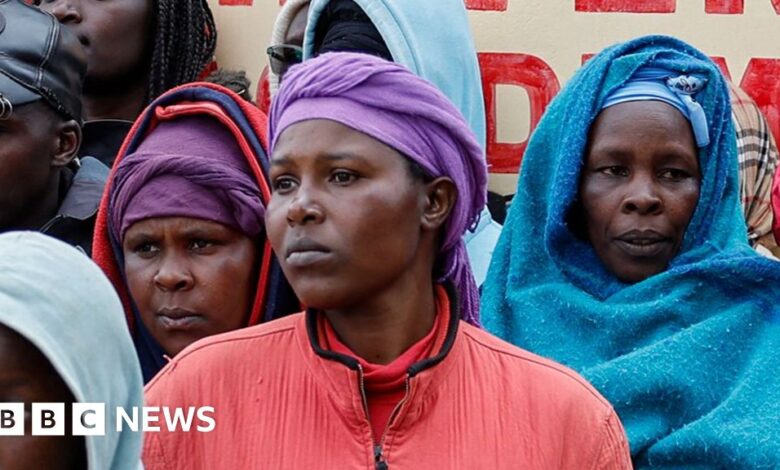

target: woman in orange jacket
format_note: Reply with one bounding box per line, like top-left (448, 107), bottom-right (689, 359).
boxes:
top-left (143, 53), bottom-right (632, 469)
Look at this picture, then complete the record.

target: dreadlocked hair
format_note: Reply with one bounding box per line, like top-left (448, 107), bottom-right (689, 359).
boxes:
top-left (148, 0), bottom-right (217, 101)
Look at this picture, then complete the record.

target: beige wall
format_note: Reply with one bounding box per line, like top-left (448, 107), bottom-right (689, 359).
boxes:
top-left (208, 0), bottom-right (780, 194)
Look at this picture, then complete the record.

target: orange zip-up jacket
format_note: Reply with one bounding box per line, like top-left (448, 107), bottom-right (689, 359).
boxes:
top-left (144, 285), bottom-right (631, 469)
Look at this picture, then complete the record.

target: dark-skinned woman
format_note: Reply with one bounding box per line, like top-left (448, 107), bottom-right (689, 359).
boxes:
top-left (36, 0), bottom-right (216, 167)
top-left (142, 53), bottom-right (631, 470)
top-left (0, 232), bottom-right (143, 469)
top-left (481, 35), bottom-right (780, 468)
top-left (92, 83), bottom-right (297, 383)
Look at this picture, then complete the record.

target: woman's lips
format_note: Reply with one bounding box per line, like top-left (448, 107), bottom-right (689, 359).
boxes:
top-left (614, 239), bottom-right (671, 257)
top-left (285, 238), bottom-right (333, 267)
top-left (613, 230), bottom-right (671, 258)
top-left (286, 250), bottom-right (333, 267)
top-left (156, 308), bottom-right (203, 331)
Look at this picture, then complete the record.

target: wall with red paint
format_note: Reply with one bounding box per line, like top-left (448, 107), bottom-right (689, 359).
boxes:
top-left (208, 0), bottom-right (780, 194)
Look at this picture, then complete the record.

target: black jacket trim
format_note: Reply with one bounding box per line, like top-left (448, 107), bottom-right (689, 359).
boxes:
top-left (305, 281), bottom-right (462, 376)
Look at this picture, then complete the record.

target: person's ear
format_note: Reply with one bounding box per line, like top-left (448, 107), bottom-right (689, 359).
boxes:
top-left (51, 120), bottom-right (82, 168)
top-left (421, 177), bottom-right (457, 232)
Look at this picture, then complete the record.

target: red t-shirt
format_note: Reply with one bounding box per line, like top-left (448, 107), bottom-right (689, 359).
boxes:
top-left (319, 286), bottom-right (450, 442)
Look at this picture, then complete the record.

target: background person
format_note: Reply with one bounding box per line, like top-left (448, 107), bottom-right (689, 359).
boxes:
top-left (92, 83), bottom-right (298, 382)
top-left (267, 0), bottom-right (310, 94)
top-left (729, 82), bottom-right (780, 257)
top-left (36, 0), bottom-right (217, 167)
top-left (0, 0), bottom-right (106, 255)
top-left (0, 232), bottom-right (144, 470)
top-left (481, 35), bottom-right (780, 468)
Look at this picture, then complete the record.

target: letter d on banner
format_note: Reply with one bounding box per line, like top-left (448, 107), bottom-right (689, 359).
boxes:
top-left (73, 403), bottom-right (105, 436)
top-left (0, 403), bottom-right (23, 436)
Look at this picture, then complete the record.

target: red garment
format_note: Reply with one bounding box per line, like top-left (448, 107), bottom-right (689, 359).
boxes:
top-left (144, 283), bottom-right (632, 469)
top-left (319, 287), bottom-right (450, 442)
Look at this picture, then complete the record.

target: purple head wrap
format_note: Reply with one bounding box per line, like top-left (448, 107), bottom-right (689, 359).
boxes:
top-left (269, 52), bottom-right (488, 326)
top-left (110, 116), bottom-right (265, 243)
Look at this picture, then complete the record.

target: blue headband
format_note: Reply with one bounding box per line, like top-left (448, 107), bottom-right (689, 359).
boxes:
top-left (601, 67), bottom-right (709, 147)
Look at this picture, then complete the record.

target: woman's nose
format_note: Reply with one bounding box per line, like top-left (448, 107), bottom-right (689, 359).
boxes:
top-left (621, 179), bottom-right (663, 215)
top-left (153, 253), bottom-right (195, 292)
top-left (286, 185), bottom-right (325, 226)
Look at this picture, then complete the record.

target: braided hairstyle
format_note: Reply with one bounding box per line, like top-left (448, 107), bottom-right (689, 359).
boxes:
top-left (148, 0), bottom-right (217, 101)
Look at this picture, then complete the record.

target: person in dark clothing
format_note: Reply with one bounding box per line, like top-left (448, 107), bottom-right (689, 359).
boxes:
top-left (0, 0), bottom-right (106, 255)
top-left (36, 0), bottom-right (217, 167)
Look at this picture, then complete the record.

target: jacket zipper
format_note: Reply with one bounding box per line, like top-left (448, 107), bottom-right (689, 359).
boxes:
top-left (40, 214), bottom-right (64, 233)
top-left (357, 364), bottom-right (412, 470)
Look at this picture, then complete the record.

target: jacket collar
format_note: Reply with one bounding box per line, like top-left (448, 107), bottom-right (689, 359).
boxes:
top-left (57, 156), bottom-right (109, 221)
top-left (304, 281), bottom-right (462, 378)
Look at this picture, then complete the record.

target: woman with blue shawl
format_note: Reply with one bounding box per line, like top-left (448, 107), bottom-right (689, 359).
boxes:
top-left (481, 35), bottom-right (780, 468)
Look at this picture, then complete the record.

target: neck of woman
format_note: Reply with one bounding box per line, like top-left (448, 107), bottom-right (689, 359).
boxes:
top-left (324, 271), bottom-right (437, 366)
top-left (83, 77), bottom-right (149, 122)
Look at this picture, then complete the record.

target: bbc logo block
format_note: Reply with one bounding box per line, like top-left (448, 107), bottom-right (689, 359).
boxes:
top-left (0, 403), bottom-right (105, 436)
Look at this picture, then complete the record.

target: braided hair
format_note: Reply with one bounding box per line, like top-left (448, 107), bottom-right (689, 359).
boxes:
top-left (148, 0), bottom-right (217, 101)
top-left (33, 0), bottom-right (217, 103)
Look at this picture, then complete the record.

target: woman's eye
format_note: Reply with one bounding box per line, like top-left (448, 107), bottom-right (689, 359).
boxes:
top-left (330, 170), bottom-right (358, 184)
top-left (598, 166), bottom-right (628, 177)
top-left (272, 176), bottom-right (297, 192)
top-left (659, 169), bottom-right (691, 180)
top-left (190, 239), bottom-right (214, 251)
top-left (133, 242), bottom-right (159, 257)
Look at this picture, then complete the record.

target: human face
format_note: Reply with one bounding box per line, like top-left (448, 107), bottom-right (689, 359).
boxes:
top-left (579, 100), bottom-right (701, 283)
top-left (0, 324), bottom-right (85, 470)
top-left (37, 0), bottom-right (153, 85)
top-left (285, 4), bottom-right (310, 47)
top-left (268, 5), bottom-right (309, 81)
top-left (0, 103), bottom-right (65, 230)
top-left (122, 217), bottom-right (258, 356)
top-left (267, 119), bottom-right (430, 310)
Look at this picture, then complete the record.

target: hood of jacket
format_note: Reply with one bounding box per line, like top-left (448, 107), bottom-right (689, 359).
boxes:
top-left (304, 0), bottom-right (486, 149)
top-left (0, 231), bottom-right (144, 469)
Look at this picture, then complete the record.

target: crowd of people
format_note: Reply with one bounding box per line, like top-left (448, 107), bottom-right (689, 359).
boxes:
top-left (1, 0), bottom-right (779, 468)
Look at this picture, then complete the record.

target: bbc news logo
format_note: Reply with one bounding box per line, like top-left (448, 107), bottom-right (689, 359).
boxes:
top-left (0, 404), bottom-right (215, 436)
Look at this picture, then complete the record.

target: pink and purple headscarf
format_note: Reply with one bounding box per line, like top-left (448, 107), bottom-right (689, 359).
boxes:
top-left (269, 52), bottom-right (487, 325)
top-left (109, 116), bottom-right (265, 244)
